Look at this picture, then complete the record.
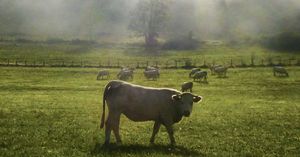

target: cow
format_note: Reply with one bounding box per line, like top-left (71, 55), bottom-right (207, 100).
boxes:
top-left (117, 68), bottom-right (134, 81)
top-left (193, 71), bottom-right (208, 82)
top-left (145, 66), bottom-right (158, 71)
top-left (97, 70), bottom-right (110, 80)
top-left (100, 80), bottom-right (203, 146)
top-left (144, 70), bottom-right (160, 80)
top-left (181, 82), bottom-right (193, 92)
top-left (209, 65), bottom-right (222, 75)
top-left (189, 68), bottom-right (201, 78)
top-left (273, 66), bottom-right (288, 77)
top-left (214, 66), bottom-right (228, 77)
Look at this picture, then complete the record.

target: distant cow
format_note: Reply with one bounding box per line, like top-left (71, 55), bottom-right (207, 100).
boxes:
top-left (100, 81), bottom-right (202, 146)
top-left (117, 68), bottom-right (134, 81)
top-left (97, 70), bottom-right (110, 80)
top-left (144, 70), bottom-right (160, 80)
top-left (209, 65), bottom-right (222, 75)
top-left (145, 66), bottom-right (158, 71)
top-left (214, 66), bottom-right (228, 77)
top-left (181, 82), bottom-right (193, 92)
top-left (193, 71), bottom-right (208, 82)
top-left (273, 66), bottom-right (288, 77)
top-left (189, 68), bottom-right (201, 78)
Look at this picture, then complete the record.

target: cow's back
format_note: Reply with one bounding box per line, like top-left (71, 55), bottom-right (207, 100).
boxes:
top-left (105, 81), bottom-right (179, 121)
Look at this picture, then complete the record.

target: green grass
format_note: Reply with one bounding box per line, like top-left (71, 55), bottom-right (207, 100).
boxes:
top-left (0, 66), bottom-right (299, 156)
top-left (0, 43), bottom-right (299, 67)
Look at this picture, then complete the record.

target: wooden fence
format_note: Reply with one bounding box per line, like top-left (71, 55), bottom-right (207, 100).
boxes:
top-left (0, 56), bottom-right (299, 69)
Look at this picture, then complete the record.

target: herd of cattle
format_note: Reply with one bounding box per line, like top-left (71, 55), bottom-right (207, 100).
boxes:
top-left (96, 65), bottom-right (289, 91)
top-left (97, 65), bottom-right (230, 81)
top-left (98, 65), bottom-right (289, 146)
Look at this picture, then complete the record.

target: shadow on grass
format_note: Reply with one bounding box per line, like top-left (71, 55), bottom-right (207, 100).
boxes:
top-left (91, 143), bottom-right (204, 156)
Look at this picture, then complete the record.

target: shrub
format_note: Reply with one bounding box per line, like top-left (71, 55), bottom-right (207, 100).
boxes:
top-left (262, 32), bottom-right (300, 51)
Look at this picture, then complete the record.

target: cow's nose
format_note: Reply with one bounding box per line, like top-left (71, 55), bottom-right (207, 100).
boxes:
top-left (183, 111), bottom-right (190, 117)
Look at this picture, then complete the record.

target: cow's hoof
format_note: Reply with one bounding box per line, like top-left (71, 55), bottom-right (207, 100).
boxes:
top-left (116, 141), bottom-right (122, 145)
top-left (103, 141), bottom-right (110, 147)
top-left (169, 142), bottom-right (176, 148)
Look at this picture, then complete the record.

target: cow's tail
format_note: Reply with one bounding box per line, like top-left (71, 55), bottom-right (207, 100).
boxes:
top-left (100, 81), bottom-right (112, 129)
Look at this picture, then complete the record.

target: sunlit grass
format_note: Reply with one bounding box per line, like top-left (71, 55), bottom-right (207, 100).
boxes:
top-left (0, 66), bottom-right (299, 156)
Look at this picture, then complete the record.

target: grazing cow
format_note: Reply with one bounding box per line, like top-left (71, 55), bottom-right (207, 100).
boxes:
top-left (209, 65), bottom-right (222, 75)
top-left (193, 71), bottom-right (208, 82)
top-left (100, 80), bottom-right (203, 146)
top-left (144, 70), bottom-right (160, 80)
top-left (117, 68), bottom-right (134, 81)
top-left (273, 66), bottom-right (288, 77)
top-left (145, 66), bottom-right (158, 71)
top-left (214, 66), bottom-right (228, 77)
top-left (97, 70), bottom-right (110, 80)
top-left (181, 82), bottom-right (193, 92)
top-left (189, 68), bottom-right (201, 78)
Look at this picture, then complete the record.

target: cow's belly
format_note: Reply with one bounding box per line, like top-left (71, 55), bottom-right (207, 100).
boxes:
top-left (121, 103), bottom-right (161, 122)
top-left (122, 111), bottom-right (156, 122)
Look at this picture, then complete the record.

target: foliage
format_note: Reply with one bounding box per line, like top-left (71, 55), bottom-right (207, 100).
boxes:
top-left (162, 37), bottom-right (200, 50)
top-left (262, 32), bottom-right (300, 51)
top-left (129, 0), bottom-right (169, 48)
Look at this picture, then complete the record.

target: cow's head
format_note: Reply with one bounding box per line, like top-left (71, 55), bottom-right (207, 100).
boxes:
top-left (172, 93), bottom-right (202, 117)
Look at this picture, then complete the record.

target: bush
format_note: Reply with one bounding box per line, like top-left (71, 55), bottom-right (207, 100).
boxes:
top-left (262, 32), bottom-right (300, 51)
top-left (162, 38), bottom-right (200, 50)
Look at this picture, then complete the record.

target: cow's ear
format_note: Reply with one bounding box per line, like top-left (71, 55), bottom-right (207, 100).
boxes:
top-left (193, 96), bottom-right (202, 103)
top-left (172, 94), bottom-right (181, 101)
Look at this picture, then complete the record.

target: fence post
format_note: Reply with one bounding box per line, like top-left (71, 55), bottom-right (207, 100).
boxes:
top-left (146, 61), bottom-right (149, 67)
top-left (15, 60), bottom-right (18, 66)
top-left (251, 55), bottom-right (254, 66)
top-left (261, 59), bottom-right (264, 66)
top-left (62, 60), bottom-right (64, 66)
top-left (25, 60), bottom-right (27, 66)
top-left (43, 61), bottom-right (45, 67)
top-left (7, 59), bottom-right (9, 65)
top-left (268, 58), bottom-right (273, 66)
top-left (278, 58), bottom-right (282, 66)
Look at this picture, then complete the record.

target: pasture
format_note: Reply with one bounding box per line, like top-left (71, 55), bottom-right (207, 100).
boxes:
top-left (0, 66), bottom-right (299, 156)
top-left (0, 43), bottom-right (299, 67)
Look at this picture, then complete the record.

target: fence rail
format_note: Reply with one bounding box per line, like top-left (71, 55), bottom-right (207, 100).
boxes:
top-left (0, 56), bottom-right (299, 69)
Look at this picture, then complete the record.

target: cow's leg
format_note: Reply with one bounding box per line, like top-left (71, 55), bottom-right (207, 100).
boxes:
top-left (150, 121), bottom-right (161, 144)
top-left (190, 88), bottom-right (192, 93)
top-left (104, 111), bottom-right (120, 145)
top-left (111, 113), bottom-right (122, 144)
top-left (165, 124), bottom-right (175, 146)
top-left (104, 116), bottom-right (112, 145)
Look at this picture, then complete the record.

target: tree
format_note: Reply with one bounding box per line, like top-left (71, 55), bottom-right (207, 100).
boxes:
top-left (129, 0), bottom-right (169, 48)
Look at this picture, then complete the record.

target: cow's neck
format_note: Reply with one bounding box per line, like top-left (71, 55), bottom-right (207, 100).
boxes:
top-left (173, 104), bottom-right (183, 123)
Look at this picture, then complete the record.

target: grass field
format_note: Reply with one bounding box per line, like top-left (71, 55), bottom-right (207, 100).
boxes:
top-left (0, 66), bottom-right (299, 156)
top-left (1, 43), bottom-right (299, 67)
